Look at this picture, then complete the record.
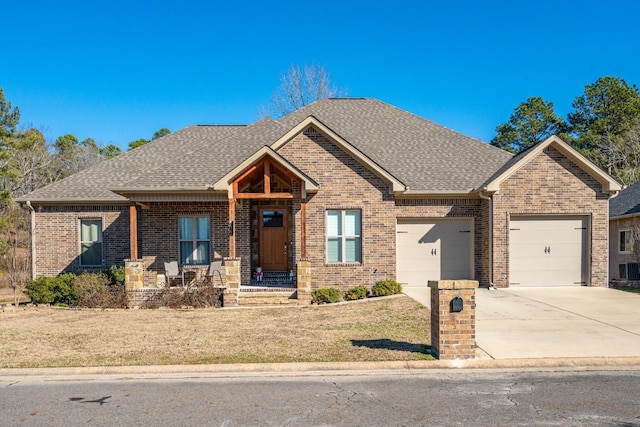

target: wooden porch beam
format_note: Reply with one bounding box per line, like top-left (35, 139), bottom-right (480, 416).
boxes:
top-left (234, 193), bottom-right (294, 199)
top-left (233, 165), bottom-right (258, 185)
top-left (129, 202), bottom-right (138, 260)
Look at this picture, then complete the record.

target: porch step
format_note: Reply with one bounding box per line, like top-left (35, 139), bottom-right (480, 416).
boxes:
top-left (237, 290), bottom-right (298, 306)
top-left (251, 270), bottom-right (295, 288)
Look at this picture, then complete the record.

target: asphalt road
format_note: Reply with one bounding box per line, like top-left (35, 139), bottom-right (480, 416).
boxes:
top-left (1, 369), bottom-right (639, 426)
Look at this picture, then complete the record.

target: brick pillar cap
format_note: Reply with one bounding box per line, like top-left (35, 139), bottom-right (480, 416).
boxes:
top-left (428, 280), bottom-right (479, 290)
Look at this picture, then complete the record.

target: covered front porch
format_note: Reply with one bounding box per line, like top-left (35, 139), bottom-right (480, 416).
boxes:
top-left (121, 148), bottom-right (318, 307)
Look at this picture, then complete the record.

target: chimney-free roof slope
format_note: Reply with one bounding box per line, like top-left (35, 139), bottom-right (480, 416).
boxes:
top-left (611, 180), bottom-right (640, 218)
top-left (18, 98), bottom-right (516, 202)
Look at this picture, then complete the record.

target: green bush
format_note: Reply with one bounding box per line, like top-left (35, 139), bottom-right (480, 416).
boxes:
top-left (25, 273), bottom-right (77, 305)
top-left (311, 288), bottom-right (343, 304)
top-left (25, 277), bottom-right (57, 304)
top-left (344, 286), bottom-right (369, 301)
top-left (53, 273), bottom-right (77, 306)
top-left (104, 265), bottom-right (125, 286)
top-left (371, 279), bottom-right (402, 297)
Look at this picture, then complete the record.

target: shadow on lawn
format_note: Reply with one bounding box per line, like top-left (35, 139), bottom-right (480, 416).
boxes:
top-left (351, 339), bottom-right (431, 354)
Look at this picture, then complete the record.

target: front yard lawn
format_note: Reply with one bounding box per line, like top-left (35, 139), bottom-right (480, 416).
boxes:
top-left (612, 285), bottom-right (640, 294)
top-left (0, 295), bottom-right (433, 368)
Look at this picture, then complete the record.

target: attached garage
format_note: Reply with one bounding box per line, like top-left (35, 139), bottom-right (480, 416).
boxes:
top-left (396, 218), bottom-right (473, 287)
top-left (509, 216), bottom-right (589, 286)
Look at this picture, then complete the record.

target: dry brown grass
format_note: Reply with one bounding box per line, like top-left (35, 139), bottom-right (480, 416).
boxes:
top-left (0, 295), bottom-right (432, 368)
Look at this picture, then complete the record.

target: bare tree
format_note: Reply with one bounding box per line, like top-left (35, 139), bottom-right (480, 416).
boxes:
top-left (0, 207), bottom-right (30, 307)
top-left (610, 125), bottom-right (640, 186)
top-left (269, 63), bottom-right (346, 117)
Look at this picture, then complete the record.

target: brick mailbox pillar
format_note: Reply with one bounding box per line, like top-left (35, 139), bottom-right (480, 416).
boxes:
top-left (296, 259), bottom-right (312, 304)
top-left (223, 258), bottom-right (241, 307)
top-left (428, 280), bottom-right (478, 360)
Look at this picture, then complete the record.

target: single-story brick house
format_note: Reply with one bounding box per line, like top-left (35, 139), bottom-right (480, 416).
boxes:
top-left (609, 180), bottom-right (640, 282)
top-left (17, 98), bottom-right (621, 305)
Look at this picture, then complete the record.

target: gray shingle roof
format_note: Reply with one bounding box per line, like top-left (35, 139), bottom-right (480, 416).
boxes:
top-left (18, 98), bottom-right (514, 202)
top-left (279, 98), bottom-right (512, 192)
top-left (610, 180), bottom-right (640, 218)
top-left (17, 125), bottom-right (244, 201)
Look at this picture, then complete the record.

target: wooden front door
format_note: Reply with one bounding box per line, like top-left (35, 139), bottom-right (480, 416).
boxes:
top-left (259, 208), bottom-right (289, 271)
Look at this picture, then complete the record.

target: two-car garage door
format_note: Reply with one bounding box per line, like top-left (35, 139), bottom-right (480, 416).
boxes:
top-left (396, 218), bottom-right (473, 287)
top-left (396, 216), bottom-right (588, 288)
top-left (509, 216), bottom-right (588, 286)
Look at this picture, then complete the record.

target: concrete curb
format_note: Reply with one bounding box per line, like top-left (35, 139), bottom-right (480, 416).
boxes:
top-left (2, 357), bottom-right (640, 379)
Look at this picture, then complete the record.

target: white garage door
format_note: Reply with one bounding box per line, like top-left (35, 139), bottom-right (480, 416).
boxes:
top-left (509, 216), bottom-right (588, 286)
top-left (396, 218), bottom-right (473, 287)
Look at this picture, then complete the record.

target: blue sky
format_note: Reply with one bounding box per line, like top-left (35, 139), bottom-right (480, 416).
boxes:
top-left (3, 1), bottom-right (639, 150)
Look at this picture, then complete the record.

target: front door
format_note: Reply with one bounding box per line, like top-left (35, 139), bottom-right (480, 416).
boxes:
top-left (259, 208), bottom-right (289, 270)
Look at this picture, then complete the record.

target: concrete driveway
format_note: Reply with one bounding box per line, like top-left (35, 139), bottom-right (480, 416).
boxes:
top-left (403, 286), bottom-right (640, 360)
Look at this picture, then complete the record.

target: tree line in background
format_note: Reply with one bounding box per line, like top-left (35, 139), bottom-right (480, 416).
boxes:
top-left (0, 87), bottom-right (171, 298)
top-left (2, 68), bottom-right (640, 295)
top-left (491, 76), bottom-right (640, 187)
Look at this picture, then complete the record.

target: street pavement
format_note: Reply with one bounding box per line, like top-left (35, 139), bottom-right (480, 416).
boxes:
top-left (403, 285), bottom-right (640, 360)
top-left (2, 370), bottom-right (640, 426)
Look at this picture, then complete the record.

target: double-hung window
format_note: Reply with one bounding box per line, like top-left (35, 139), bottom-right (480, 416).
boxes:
top-left (179, 216), bottom-right (210, 265)
top-left (80, 219), bottom-right (103, 266)
top-left (619, 229), bottom-right (632, 253)
top-left (326, 210), bottom-right (361, 263)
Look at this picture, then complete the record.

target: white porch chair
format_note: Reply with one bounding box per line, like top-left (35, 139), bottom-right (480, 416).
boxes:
top-left (164, 261), bottom-right (184, 287)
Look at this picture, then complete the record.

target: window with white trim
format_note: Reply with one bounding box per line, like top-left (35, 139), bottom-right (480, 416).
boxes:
top-left (80, 219), bottom-right (103, 266)
top-left (179, 216), bottom-right (210, 265)
top-left (619, 229), bottom-right (632, 253)
top-left (326, 210), bottom-right (362, 263)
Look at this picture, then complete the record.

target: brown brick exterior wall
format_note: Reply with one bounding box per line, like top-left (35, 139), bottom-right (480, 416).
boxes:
top-left (279, 127), bottom-right (396, 289)
top-left (278, 127), bottom-right (485, 290)
top-left (138, 201), bottom-right (252, 285)
top-left (492, 146), bottom-right (610, 287)
top-left (33, 205), bottom-right (130, 276)
top-left (31, 134), bottom-right (610, 293)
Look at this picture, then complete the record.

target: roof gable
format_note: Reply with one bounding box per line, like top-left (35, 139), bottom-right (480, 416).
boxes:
top-left (482, 135), bottom-right (621, 194)
top-left (271, 116), bottom-right (406, 193)
top-left (212, 146), bottom-right (319, 196)
top-left (277, 98), bottom-right (513, 193)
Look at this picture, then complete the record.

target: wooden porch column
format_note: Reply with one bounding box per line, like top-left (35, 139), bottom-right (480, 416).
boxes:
top-left (129, 202), bottom-right (138, 260)
top-left (228, 198), bottom-right (236, 258)
top-left (300, 198), bottom-right (307, 258)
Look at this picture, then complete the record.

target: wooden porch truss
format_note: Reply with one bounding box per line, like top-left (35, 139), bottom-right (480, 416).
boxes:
top-left (228, 155), bottom-right (307, 259)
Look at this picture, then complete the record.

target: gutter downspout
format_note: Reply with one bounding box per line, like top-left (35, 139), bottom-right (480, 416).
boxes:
top-left (24, 201), bottom-right (36, 279)
top-left (478, 191), bottom-right (496, 289)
